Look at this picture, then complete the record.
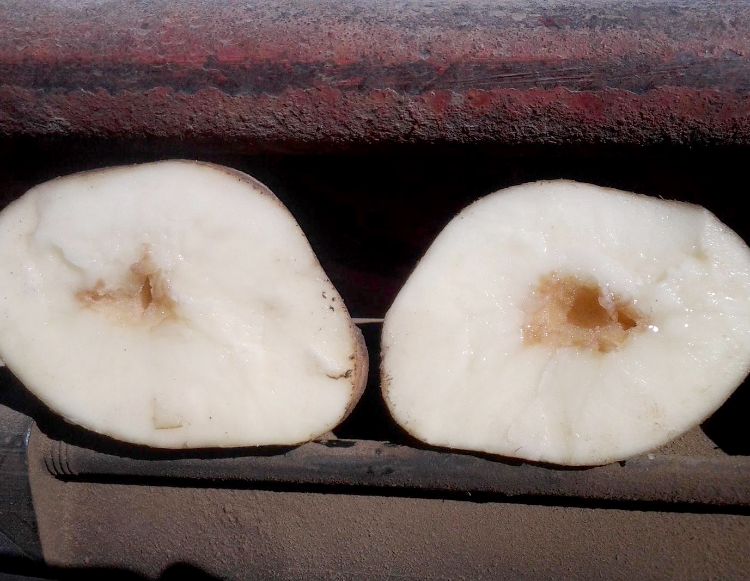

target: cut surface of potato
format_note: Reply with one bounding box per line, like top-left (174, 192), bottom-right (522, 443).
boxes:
top-left (382, 180), bottom-right (750, 465)
top-left (0, 161), bottom-right (366, 448)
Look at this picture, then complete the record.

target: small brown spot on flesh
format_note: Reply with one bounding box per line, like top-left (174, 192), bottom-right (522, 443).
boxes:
top-left (326, 369), bottom-right (353, 380)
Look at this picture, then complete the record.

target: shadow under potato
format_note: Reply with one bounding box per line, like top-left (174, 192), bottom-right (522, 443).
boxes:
top-left (702, 379), bottom-right (750, 455)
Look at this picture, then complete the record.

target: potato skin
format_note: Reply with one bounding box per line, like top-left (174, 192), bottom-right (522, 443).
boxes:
top-left (341, 325), bottom-right (369, 422)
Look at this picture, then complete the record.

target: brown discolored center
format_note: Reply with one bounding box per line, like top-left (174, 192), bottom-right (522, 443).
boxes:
top-left (523, 273), bottom-right (644, 354)
top-left (76, 248), bottom-right (177, 326)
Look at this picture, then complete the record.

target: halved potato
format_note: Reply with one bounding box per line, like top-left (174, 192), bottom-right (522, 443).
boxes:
top-left (0, 161), bottom-right (367, 448)
top-left (382, 180), bottom-right (750, 465)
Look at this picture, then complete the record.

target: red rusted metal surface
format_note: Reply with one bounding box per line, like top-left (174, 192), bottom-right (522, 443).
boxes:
top-left (2, 0), bottom-right (750, 150)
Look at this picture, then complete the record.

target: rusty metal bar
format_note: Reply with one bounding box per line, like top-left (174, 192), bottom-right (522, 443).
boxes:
top-left (41, 436), bottom-right (750, 510)
top-left (2, 0), bottom-right (750, 150)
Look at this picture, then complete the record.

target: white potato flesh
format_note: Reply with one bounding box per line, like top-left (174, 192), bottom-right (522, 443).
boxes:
top-left (0, 161), bottom-right (366, 448)
top-left (382, 180), bottom-right (750, 465)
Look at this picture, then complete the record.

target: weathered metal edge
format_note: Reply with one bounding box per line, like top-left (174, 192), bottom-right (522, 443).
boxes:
top-left (40, 434), bottom-right (750, 509)
top-left (2, 0), bottom-right (750, 149)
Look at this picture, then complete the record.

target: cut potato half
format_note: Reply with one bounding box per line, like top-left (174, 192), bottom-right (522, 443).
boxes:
top-left (382, 180), bottom-right (750, 465)
top-left (0, 161), bottom-right (367, 448)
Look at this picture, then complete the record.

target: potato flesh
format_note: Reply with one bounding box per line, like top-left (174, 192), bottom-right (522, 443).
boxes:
top-left (0, 161), bottom-right (364, 448)
top-left (382, 181), bottom-right (750, 465)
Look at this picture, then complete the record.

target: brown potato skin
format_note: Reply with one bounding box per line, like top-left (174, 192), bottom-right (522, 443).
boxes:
top-left (341, 323), bottom-right (369, 422)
